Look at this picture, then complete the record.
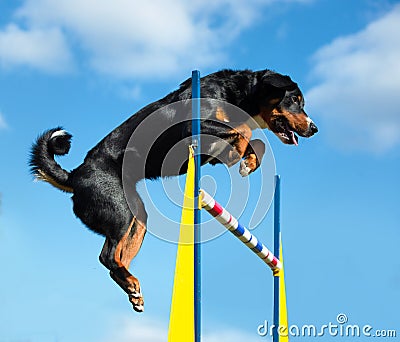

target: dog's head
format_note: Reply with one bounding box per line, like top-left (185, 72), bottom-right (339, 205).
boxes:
top-left (251, 71), bottom-right (318, 145)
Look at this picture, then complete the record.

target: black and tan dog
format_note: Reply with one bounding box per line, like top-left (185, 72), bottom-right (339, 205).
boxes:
top-left (29, 69), bottom-right (317, 312)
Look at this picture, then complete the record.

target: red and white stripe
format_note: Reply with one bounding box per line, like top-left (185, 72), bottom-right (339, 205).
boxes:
top-left (200, 189), bottom-right (282, 271)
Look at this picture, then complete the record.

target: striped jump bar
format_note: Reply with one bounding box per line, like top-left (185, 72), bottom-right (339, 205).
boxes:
top-left (200, 189), bottom-right (282, 272)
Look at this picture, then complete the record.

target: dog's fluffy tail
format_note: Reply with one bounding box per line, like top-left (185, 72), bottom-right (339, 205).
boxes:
top-left (29, 127), bottom-right (74, 193)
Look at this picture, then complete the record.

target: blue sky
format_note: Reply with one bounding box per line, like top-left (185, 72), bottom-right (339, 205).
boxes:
top-left (0, 0), bottom-right (399, 341)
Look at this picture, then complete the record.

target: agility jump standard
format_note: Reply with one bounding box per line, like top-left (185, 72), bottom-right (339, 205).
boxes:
top-left (168, 71), bottom-right (288, 342)
top-left (200, 189), bottom-right (282, 272)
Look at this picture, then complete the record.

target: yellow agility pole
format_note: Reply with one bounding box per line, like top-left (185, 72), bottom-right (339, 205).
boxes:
top-left (273, 175), bottom-right (289, 342)
top-left (275, 240), bottom-right (289, 341)
top-left (168, 146), bottom-right (196, 342)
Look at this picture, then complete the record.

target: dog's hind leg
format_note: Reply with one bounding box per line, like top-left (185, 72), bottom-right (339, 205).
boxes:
top-left (98, 189), bottom-right (147, 312)
top-left (100, 218), bottom-right (147, 312)
top-left (115, 215), bottom-right (147, 312)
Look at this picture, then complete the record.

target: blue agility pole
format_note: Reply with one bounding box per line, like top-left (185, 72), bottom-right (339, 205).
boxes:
top-left (192, 70), bottom-right (201, 342)
top-left (273, 175), bottom-right (281, 342)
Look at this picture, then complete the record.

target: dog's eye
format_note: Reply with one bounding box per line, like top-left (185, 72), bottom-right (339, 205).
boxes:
top-left (291, 96), bottom-right (299, 104)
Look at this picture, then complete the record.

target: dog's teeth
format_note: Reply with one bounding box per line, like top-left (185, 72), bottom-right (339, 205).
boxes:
top-left (279, 133), bottom-right (289, 140)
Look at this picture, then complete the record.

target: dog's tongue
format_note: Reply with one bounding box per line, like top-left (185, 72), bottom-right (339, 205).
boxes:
top-left (291, 131), bottom-right (298, 146)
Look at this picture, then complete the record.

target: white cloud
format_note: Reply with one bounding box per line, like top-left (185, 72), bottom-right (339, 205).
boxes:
top-left (0, 24), bottom-right (73, 73)
top-left (102, 315), bottom-right (268, 342)
top-left (306, 4), bottom-right (400, 153)
top-left (0, 111), bottom-right (7, 129)
top-left (0, 0), bottom-right (308, 79)
top-left (103, 317), bottom-right (165, 342)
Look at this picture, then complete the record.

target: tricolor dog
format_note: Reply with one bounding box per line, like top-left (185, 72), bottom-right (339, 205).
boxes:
top-left (29, 69), bottom-right (318, 312)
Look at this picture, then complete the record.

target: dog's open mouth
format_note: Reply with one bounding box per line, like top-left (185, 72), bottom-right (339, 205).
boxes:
top-left (277, 129), bottom-right (298, 145)
top-left (274, 118), bottom-right (299, 145)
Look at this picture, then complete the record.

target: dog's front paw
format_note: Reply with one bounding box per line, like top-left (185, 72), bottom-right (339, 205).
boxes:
top-left (239, 154), bottom-right (259, 177)
top-left (239, 160), bottom-right (252, 177)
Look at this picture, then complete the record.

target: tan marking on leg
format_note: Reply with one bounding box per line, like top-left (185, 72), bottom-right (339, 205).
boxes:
top-left (113, 217), bottom-right (136, 268)
top-left (100, 217), bottom-right (145, 312)
top-left (240, 139), bottom-right (265, 176)
top-left (220, 123), bottom-right (253, 167)
top-left (215, 107), bottom-right (230, 122)
top-left (231, 123), bottom-right (252, 157)
top-left (121, 220), bottom-right (147, 268)
top-left (119, 218), bottom-right (147, 312)
top-left (244, 153), bottom-right (258, 171)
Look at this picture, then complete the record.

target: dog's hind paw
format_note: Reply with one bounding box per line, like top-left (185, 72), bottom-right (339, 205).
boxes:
top-left (129, 292), bottom-right (144, 312)
top-left (133, 303), bottom-right (144, 312)
top-left (130, 289), bottom-right (142, 299)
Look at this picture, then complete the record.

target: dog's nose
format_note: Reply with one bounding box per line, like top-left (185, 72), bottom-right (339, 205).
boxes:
top-left (309, 122), bottom-right (318, 134)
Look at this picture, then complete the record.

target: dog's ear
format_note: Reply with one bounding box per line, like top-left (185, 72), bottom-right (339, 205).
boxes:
top-left (253, 72), bottom-right (298, 106)
top-left (261, 73), bottom-right (298, 91)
